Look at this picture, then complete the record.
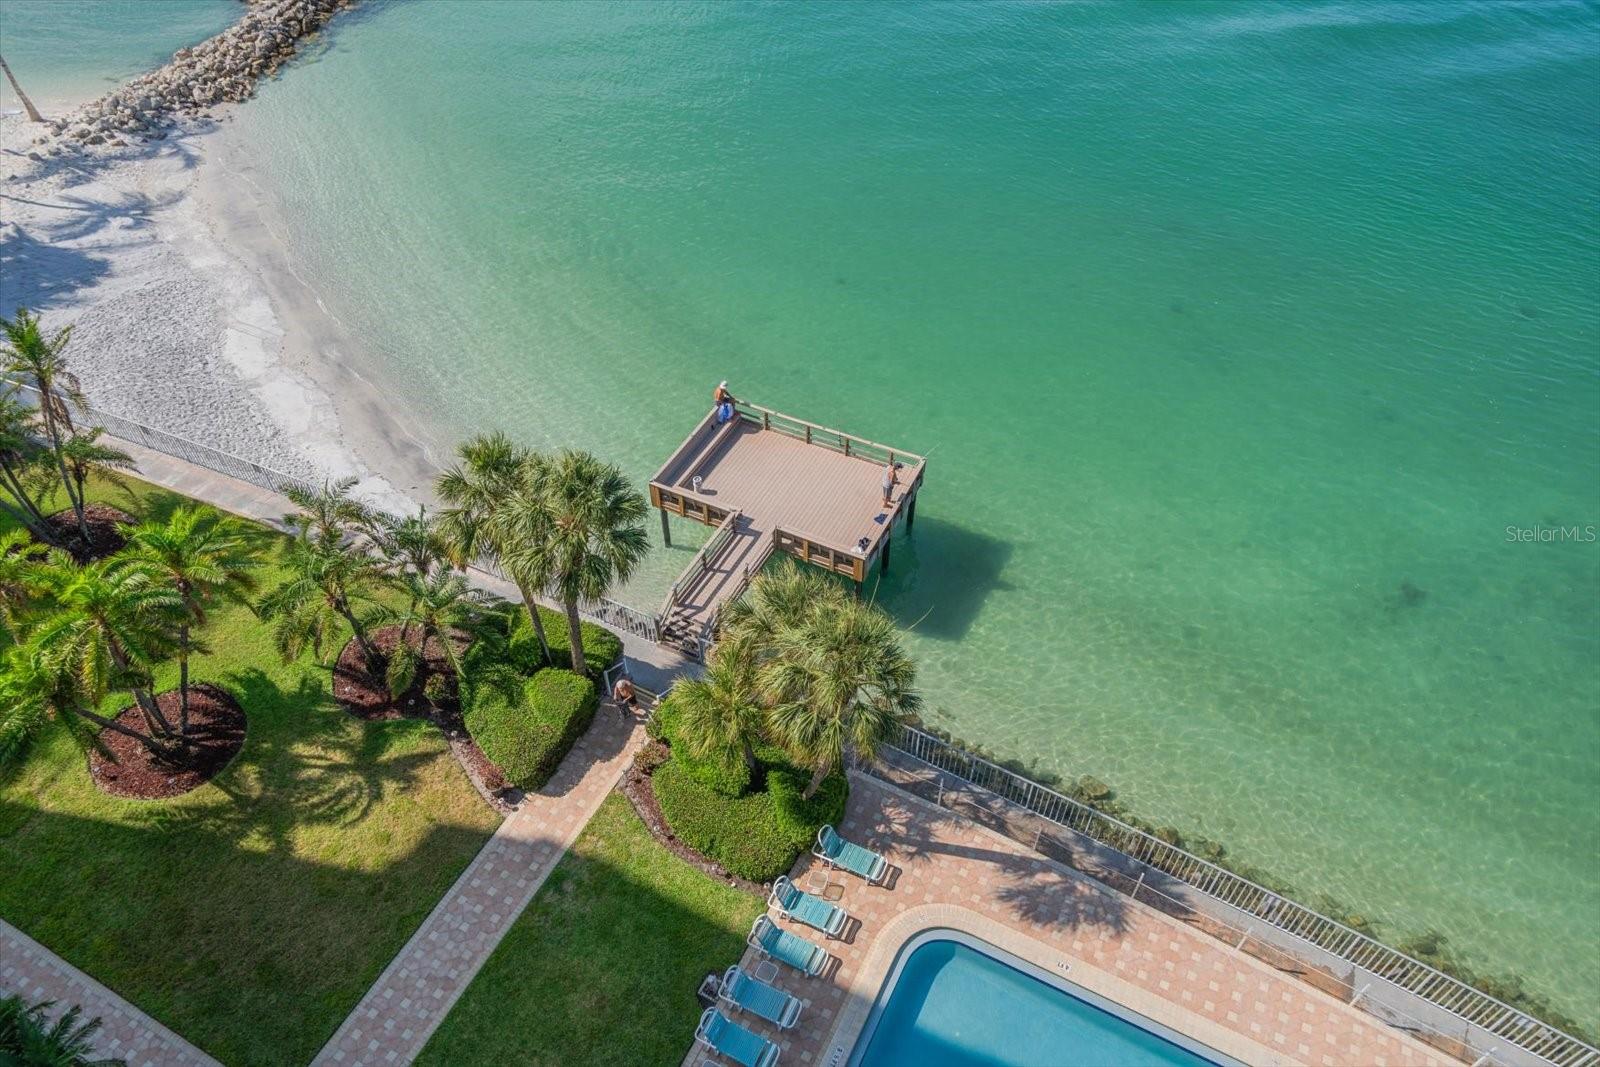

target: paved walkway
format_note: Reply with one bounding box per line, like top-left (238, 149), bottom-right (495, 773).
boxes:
top-left (312, 706), bottom-right (646, 1066)
top-left (0, 920), bottom-right (221, 1067)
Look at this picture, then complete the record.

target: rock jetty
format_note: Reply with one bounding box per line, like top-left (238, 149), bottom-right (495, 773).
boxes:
top-left (28, 0), bottom-right (353, 155)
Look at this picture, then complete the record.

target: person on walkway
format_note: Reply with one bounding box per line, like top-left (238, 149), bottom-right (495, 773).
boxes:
top-left (612, 675), bottom-right (637, 717)
top-left (881, 461), bottom-right (899, 507)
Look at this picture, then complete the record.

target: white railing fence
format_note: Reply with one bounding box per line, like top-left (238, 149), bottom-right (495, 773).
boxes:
top-left (8, 383), bottom-right (661, 643)
top-left (867, 724), bottom-right (1598, 1067)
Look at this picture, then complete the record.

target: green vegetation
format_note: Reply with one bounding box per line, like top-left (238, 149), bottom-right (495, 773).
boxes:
top-left (0, 475), bottom-right (499, 1067)
top-left (437, 433), bottom-right (645, 677)
top-left (0, 994), bottom-right (123, 1067)
top-left (464, 667), bottom-right (598, 790)
top-left (508, 604), bottom-right (621, 677)
top-left (651, 692), bottom-right (846, 882)
top-left (417, 794), bottom-right (764, 1067)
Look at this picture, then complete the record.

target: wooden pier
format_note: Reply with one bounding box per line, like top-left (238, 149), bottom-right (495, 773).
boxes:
top-left (649, 399), bottom-right (926, 654)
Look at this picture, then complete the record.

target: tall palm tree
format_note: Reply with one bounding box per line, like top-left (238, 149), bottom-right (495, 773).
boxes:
top-left (505, 449), bottom-right (648, 677)
top-left (282, 476), bottom-right (366, 544)
top-left (256, 529), bottom-right (386, 675)
top-left (436, 432), bottom-right (554, 663)
top-left (123, 507), bottom-right (261, 732)
top-left (719, 559), bottom-right (846, 652)
top-left (760, 582), bottom-right (921, 798)
top-left (0, 308), bottom-right (88, 541)
top-left (378, 569), bottom-right (494, 697)
top-left (0, 383), bottom-right (54, 542)
top-left (0, 993), bottom-right (126, 1067)
top-left (24, 552), bottom-right (183, 748)
top-left (671, 634), bottom-right (765, 776)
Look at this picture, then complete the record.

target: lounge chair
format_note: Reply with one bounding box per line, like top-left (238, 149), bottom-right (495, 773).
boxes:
top-left (769, 876), bottom-right (846, 937)
top-left (695, 1006), bottom-right (779, 1067)
top-left (813, 825), bottom-right (888, 885)
top-left (720, 965), bottom-right (802, 1029)
top-left (748, 915), bottom-right (827, 977)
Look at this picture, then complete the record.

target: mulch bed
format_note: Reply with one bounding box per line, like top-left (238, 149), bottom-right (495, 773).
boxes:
top-left (88, 684), bottom-right (246, 799)
top-left (620, 739), bottom-right (767, 895)
top-left (43, 503), bottom-right (136, 562)
top-left (333, 625), bottom-right (518, 815)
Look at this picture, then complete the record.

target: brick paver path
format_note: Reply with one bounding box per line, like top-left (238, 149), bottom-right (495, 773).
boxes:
top-left (696, 774), bottom-right (1455, 1067)
top-left (312, 706), bottom-right (645, 1066)
top-left (0, 920), bottom-right (221, 1067)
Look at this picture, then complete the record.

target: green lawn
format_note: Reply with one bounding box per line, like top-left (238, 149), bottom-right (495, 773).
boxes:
top-left (0, 476), bottom-right (501, 1067)
top-left (418, 793), bottom-right (765, 1067)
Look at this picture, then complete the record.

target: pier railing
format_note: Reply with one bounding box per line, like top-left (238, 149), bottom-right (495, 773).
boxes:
top-left (866, 724), bottom-right (1598, 1067)
top-left (659, 509), bottom-right (742, 622)
top-left (732, 400), bottom-right (924, 467)
top-left (11, 384), bottom-right (661, 643)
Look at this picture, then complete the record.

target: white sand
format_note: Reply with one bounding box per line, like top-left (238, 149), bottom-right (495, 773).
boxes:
top-left (0, 106), bottom-right (426, 515)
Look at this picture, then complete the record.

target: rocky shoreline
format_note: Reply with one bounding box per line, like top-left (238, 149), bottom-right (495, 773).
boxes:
top-left (25, 0), bottom-right (354, 157)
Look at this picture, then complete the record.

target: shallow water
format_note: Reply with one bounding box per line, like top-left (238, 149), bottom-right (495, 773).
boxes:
top-left (25, 0), bottom-right (1600, 1024)
top-left (0, 0), bottom-right (237, 113)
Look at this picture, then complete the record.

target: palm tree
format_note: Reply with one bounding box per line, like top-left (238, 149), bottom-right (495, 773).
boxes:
top-left (256, 529), bottom-right (386, 675)
top-left (719, 558), bottom-right (846, 652)
top-left (30, 556), bottom-right (180, 737)
top-left (0, 993), bottom-right (126, 1067)
top-left (123, 506), bottom-right (261, 732)
top-left (0, 308), bottom-right (88, 541)
top-left (0, 382), bottom-right (54, 542)
top-left (505, 449), bottom-right (648, 677)
top-left (282, 476), bottom-right (366, 544)
top-left (671, 634), bottom-right (765, 776)
top-left (57, 427), bottom-right (135, 512)
top-left (23, 552), bottom-right (184, 752)
top-left (0, 529), bottom-right (43, 642)
top-left (378, 569), bottom-right (494, 697)
top-left (762, 591), bottom-right (921, 798)
top-left (436, 432), bottom-right (554, 663)
top-left (367, 505), bottom-right (448, 580)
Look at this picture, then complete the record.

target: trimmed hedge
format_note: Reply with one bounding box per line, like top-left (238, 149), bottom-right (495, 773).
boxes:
top-left (653, 752), bottom-right (847, 882)
top-left (646, 694), bottom-right (749, 797)
top-left (508, 606), bottom-right (623, 676)
top-left (465, 667), bottom-right (599, 790)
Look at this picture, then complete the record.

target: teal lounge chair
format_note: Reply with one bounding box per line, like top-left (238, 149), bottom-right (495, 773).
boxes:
top-left (748, 915), bottom-right (827, 977)
top-left (695, 1007), bottom-right (779, 1067)
top-left (813, 825), bottom-right (888, 885)
top-left (720, 965), bottom-right (802, 1029)
top-left (769, 876), bottom-right (847, 937)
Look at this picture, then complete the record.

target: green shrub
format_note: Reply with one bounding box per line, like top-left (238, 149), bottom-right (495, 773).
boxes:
top-left (645, 694), bottom-right (749, 796)
top-left (465, 668), bottom-right (598, 790)
top-left (654, 753), bottom-right (846, 882)
top-left (508, 607), bottom-right (623, 676)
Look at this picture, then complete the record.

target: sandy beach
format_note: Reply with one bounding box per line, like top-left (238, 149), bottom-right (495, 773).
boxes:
top-left (0, 85), bottom-right (432, 518)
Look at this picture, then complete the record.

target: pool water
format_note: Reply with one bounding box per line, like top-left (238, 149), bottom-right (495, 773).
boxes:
top-left (852, 935), bottom-right (1228, 1067)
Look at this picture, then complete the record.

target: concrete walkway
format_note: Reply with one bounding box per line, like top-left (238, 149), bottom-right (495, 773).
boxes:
top-left (0, 920), bottom-right (222, 1067)
top-left (311, 706), bottom-right (646, 1066)
top-left (108, 436), bottom-right (696, 696)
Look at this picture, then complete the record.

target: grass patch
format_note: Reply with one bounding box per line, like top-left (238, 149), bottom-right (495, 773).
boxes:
top-left (417, 793), bottom-right (764, 1067)
top-left (0, 475), bottom-right (500, 1067)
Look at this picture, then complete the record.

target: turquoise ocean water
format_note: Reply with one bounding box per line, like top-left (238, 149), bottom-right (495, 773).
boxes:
top-left (9, 0), bottom-right (1600, 1025)
top-left (0, 1), bottom-right (237, 111)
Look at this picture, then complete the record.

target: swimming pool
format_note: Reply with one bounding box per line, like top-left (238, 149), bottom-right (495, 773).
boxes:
top-left (849, 930), bottom-right (1238, 1067)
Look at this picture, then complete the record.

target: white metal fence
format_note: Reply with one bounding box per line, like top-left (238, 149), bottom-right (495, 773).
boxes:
top-left (870, 724), bottom-right (1597, 1067)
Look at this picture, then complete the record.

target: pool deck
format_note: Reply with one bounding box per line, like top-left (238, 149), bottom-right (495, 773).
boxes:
top-left (691, 774), bottom-right (1457, 1067)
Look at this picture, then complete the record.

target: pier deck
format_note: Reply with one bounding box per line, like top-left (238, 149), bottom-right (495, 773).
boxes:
top-left (649, 400), bottom-right (925, 653)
